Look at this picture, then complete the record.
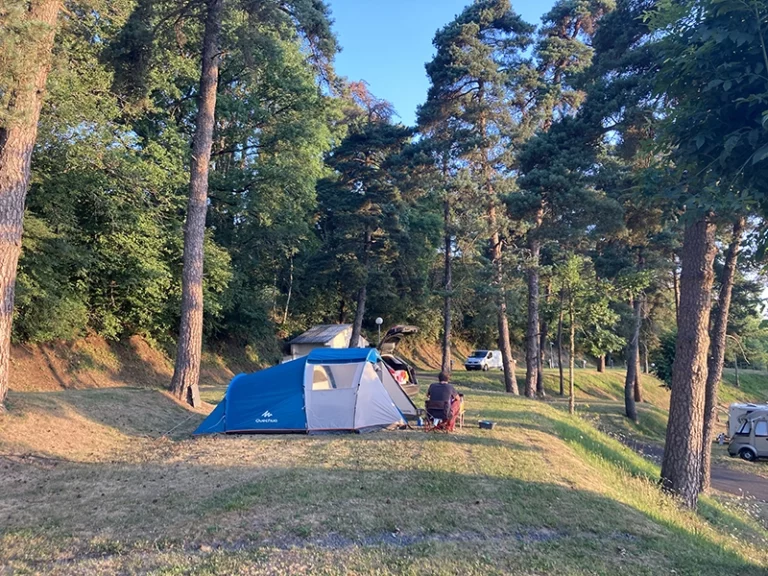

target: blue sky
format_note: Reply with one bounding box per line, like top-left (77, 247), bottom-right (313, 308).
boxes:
top-left (326, 0), bottom-right (556, 126)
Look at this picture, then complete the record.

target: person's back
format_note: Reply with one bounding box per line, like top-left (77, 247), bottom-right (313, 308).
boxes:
top-left (426, 372), bottom-right (461, 429)
top-left (427, 380), bottom-right (458, 405)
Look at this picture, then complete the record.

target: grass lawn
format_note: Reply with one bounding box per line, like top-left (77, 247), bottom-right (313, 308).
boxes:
top-left (1, 370), bottom-right (767, 575)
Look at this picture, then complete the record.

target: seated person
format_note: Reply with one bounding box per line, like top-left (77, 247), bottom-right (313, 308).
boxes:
top-left (426, 371), bottom-right (461, 430)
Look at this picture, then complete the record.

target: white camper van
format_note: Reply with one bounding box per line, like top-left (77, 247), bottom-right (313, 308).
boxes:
top-left (727, 403), bottom-right (768, 438)
top-left (465, 350), bottom-right (503, 371)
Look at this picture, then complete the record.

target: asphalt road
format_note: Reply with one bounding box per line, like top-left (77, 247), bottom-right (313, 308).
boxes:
top-left (623, 438), bottom-right (768, 502)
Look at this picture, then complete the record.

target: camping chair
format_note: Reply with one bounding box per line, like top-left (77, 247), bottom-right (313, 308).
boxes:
top-left (424, 394), bottom-right (464, 432)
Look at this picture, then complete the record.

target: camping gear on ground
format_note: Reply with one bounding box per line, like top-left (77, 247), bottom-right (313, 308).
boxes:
top-left (478, 420), bottom-right (495, 430)
top-left (727, 403), bottom-right (768, 438)
top-left (728, 409), bottom-right (768, 462)
top-left (194, 348), bottom-right (418, 435)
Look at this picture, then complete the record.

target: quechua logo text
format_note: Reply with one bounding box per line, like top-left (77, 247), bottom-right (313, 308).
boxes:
top-left (255, 410), bottom-right (277, 424)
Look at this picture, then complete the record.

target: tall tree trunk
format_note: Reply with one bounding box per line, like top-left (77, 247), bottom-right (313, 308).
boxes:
top-left (558, 288), bottom-right (565, 396)
top-left (281, 256), bottom-right (294, 325)
top-left (441, 198), bottom-right (452, 375)
top-left (349, 228), bottom-right (372, 349)
top-left (525, 221), bottom-right (542, 398)
top-left (642, 340), bottom-right (649, 374)
top-left (597, 355), bottom-right (605, 373)
top-left (338, 297), bottom-right (346, 324)
top-left (672, 259), bottom-right (680, 327)
top-left (0, 0), bottom-right (62, 411)
top-left (491, 226), bottom-right (517, 394)
top-left (479, 80), bottom-right (516, 395)
top-left (734, 354), bottom-right (740, 388)
top-left (568, 295), bottom-right (576, 415)
top-left (661, 217), bottom-right (717, 509)
top-left (625, 296), bottom-right (641, 422)
top-left (171, 0), bottom-right (223, 408)
top-left (634, 351), bottom-right (644, 402)
top-left (537, 281), bottom-right (549, 398)
top-left (701, 217), bottom-right (744, 492)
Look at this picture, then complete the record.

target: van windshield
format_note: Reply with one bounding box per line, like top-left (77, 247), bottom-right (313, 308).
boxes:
top-left (471, 351), bottom-right (488, 358)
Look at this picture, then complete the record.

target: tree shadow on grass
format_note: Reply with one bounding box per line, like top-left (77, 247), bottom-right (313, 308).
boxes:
top-left (3, 388), bottom-right (204, 449)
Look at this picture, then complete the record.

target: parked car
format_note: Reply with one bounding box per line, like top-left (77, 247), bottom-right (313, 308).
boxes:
top-left (378, 325), bottom-right (419, 397)
top-left (465, 350), bottom-right (503, 371)
top-left (728, 409), bottom-right (768, 461)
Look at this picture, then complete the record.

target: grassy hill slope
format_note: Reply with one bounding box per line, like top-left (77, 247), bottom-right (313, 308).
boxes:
top-left (2, 375), bottom-right (767, 575)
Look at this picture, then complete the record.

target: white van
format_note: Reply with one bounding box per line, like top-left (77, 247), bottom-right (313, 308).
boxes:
top-left (465, 350), bottom-right (503, 371)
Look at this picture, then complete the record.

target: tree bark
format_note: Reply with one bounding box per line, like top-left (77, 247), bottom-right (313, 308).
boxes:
top-left (568, 294), bottom-right (576, 415)
top-left (661, 217), bottom-right (717, 509)
top-left (492, 226), bottom-right (517, 394)
top-left (625, 296), bottom-right (641, 422)
top-left (525, 221), bottom-right (542, 398)
top-left (281, 256), bottom-right (294, 325)
top-left (0, 0), bottom-right (62, 410)
top-left (171, 0), bottom-right (223, 408)
top-left (558, 288), bottom-right (565, 396)
top-left (597, 355), bottom-right (605, 373)
top-left (441, 198), bottom-right (452, 375)
top-left (479, 78), bottom-right (516, 395)
top-left (349, 228), bottom-right (372, 349)
top-left (672, 259), bottom-right (680, 327)
top-left (537, 281), bottom-right (549, 397)
top-left (338, 297), bottom-right (346, 324)
top-left (642, 340), bottom-right (649, 374)
top-left (634, 351), bottom-right (644, 402)
top-left (701, 217), bottom-right (744, 492)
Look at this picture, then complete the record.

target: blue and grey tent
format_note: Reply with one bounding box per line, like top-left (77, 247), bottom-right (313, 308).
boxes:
top-left (194, 348), bottom-right (418, 434)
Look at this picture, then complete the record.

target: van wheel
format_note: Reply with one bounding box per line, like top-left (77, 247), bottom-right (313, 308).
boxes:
top-left (739, 448), bottom-right (757, 462)
top-left (482, 364), bottom-right (489, 372)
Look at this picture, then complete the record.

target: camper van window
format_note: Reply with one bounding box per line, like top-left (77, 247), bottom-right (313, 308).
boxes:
top-left (737, 421), bottom-right (752, 436)
top-left (311, 364), bottom-right (358, 390)
top-left (755, 421), bottom-right (768, 437)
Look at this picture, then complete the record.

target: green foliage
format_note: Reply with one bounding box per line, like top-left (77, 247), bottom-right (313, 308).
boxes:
top-left (8, 0), bottom-right (768, 390)
top-left (651, 330), bottom-right (677, 388)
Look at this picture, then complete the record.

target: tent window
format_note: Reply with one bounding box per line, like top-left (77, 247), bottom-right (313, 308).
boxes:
top-left (311, 364), bottom-right (358, 390)
top-left (755, 421), bottom-right (768, 437)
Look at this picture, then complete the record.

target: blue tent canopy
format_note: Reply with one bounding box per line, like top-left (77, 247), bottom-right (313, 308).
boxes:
top-left (307, 347), bottom-right (380, 364)
top-left (195, 357), bottom-right (308, 434)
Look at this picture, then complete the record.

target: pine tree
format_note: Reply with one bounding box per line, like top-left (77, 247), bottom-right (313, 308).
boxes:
top-left (167, 0), bottom-right (336, 405)
top-left (171, 0), bottom-right (225, 407)
top-left (701, 218), bottom-right (744, 491)
top-left (521, 0), bottom-right (613, 398)
top-left (0, 1), bottom-right (63, 410)
top-left (420, 0), bottom-right (536, 394)
top-left (651, 0), bottom-right (768, 507)
top-left (314, 93), bottom-right (411, 349)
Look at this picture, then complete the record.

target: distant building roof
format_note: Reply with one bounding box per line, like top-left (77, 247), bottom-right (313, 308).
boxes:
top-left (289, 324), bottom-right (353, 345)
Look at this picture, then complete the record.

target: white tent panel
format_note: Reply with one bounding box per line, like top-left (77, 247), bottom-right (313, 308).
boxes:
top-left (304, 363), bottom-right (362, 431)
top-left (379, 363), bottom-right (418, 418)
top-left (354, 363), bottom-right (403, 430)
